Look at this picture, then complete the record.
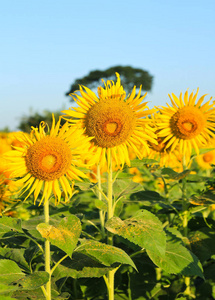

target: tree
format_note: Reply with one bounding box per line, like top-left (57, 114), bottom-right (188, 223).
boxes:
top-left (18, 110), bottom-right (66, 133)
top-left (65, 66), bottom-right (153, 98)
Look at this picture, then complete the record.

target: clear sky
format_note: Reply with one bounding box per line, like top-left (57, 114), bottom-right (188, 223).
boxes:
top-left (1, 0), bottom-right (215, 131)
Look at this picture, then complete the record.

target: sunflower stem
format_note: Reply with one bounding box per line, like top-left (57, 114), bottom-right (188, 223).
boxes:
top-left (44, 200), bottom-right (51, 300)
top-left (106, 151), bottom-right (115, 300)
top-left (97, 164), bottom-right (106, 239)
top-left (181, 157), bottom-right (191, 296)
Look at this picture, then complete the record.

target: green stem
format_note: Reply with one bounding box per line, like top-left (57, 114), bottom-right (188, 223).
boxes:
top-left (107, 269), bottom-right (115, 300)
top-left (107, 154), bottom-right (114, 244)
top-left (97, 164), bottom-right (106, 239)
top-left (130, 249), bottom-right (144, 258)
top-left (107, 151), bottom-right (115, 300)
top-left (22, 232), bottom-right (44, 253)
top-left (51, 254), bottom-right (68, 275)
top-left (44, 200), bottom-right (51, 300)
top-left (181, 158), bottom-right (191, 296)
top-left (181, 175), bottom-right (189, 238)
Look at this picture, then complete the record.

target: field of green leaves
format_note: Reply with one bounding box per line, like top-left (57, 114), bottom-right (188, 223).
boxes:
top-left (1, 155), bottom-right (215, 300)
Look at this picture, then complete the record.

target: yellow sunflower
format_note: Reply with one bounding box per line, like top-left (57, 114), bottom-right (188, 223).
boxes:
top-left (156, 88), bottom-right (215, 157)
top-left (62, 73), bottom-right (157, 168)
top-left (0, 131), bottom-right (27, 155)
top-left (146, 137), bottom-right (179, 168)
top-left (4, 116), bottom-right (92, 205)
top-left (196, 141), bottom-right (215, 170)
top-left (140, 115), bottom-right (181, 170)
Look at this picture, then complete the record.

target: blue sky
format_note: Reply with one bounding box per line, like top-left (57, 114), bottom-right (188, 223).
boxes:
top-left (1, 0), bottom-right (215, 131)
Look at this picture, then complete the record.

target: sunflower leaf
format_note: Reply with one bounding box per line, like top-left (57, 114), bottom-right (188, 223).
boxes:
top-left (0, 248), bottom-right (30, 272)
top-left (52, 252), bottom-right (113, 279)
top-left (15, 271), bottom-right (49, 290)
top-left (36, 215), bottom-right (82, 256)
top-left (113, 179), bottom-right (143, 200)
top-left (0, 216), bottom-right (23, 236)
top-left (0, 259), bottom-right (25, 284)
top-left (147, 229), bottom-right (204, 278)
top-left (130, 158), bottom-right (158, 167)
top-left (75, 239), bottom-right (136, 270)
top-left (0, 283), bottom-right (19, 295)
top-left (189, 227), bottom-right (215, 263)
top-left (105, 209), bottom-right (166, 258)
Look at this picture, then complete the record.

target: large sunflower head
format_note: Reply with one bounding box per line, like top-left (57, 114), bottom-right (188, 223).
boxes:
top-left (62, 73), bottom-right (157, 168)
top-left (156, 88), bottom-right (215, 157)
top-left (4, 115), bottom-right (92, 205)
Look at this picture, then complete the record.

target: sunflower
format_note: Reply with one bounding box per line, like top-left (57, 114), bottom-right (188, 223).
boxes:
top-left (4, 116), bottom-right (92, 205)
top-left (0, 133), bottom-right (11, 155)
top-left (62, 73), bottom-right (157, 168)
top-left (0, 131), bottom-right (27, 155)
top-left (146, 137), bottom-right (180, 168)
top-left (196, 141), bottom-right (215, 170)
top-left (156, 88), bottom-right (215, 158)
top-left (144, 115), bottom-right (186, 171)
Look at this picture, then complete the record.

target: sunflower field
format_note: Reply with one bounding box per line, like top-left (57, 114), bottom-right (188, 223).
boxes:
top-left (1, 73), bottom-right (215, 300)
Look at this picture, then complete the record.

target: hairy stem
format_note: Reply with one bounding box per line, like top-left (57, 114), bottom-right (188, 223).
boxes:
top-left (97, 164), bottom-right (106, 239)
top-left (44, 200), bottom-right (51, 300)
top-left (107, 151), bottom-right (115, 300)
top-left (181, 158), bottom-right (191, 296)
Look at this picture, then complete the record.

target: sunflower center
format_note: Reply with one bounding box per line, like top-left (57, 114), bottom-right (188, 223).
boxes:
top-left (182, 121), bottom-right (195, 132)
top-left (103, 119), bottom-right (122, 136)
top-left (41, 155), bottom-right (57, 169)
top-left (25, 136), bottom-right (72, 181)
top-left (85, 98), bottom-right (136, 147)
top-left (170, 106), bottom-right (206, 139)
top-left (203, 153), bottom-right (213, 163)
top-left (148, 137), bottom-right (166, 153)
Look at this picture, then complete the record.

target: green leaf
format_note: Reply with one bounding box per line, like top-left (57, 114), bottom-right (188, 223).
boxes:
top-left (186, 174), bottom-right (209, 182)
top-left (36, 215), bottom-right (82, 256)
top-left (161, 167), bottom-right (178, 177)
top-left (105, 209), bottom-right (166, 258)
top-left (0, 259), bottom-right (25, 284)
top-left (22, 216), bottom-right (61, 240)
top-left (0, 217), bottom-right (23, 236)
top-left (11, 289), bottom-right (48, 300)
top-left (0, 283), bottom-right (19, 295)
top-left (189, 227), bottom-right (215, 262)
top-left (129, 256), bottom-right (157, 299)
top-left (161, 168), bottom-right (191, 180)
top-left (189, 193), bottom-right (215, 206)
top-left (22, 216), bottom-right (47, 239)
top-left (0, 272), bottom-right (49, 297)
top-left (130, 190), bottom-right (165, 203)
top-left (94, 199), bottom-right (107, 211)
top-left (0, 296), bottom-right (17, 300)
top-left (147, 229), bottom-right (204, 278)
top-left (75, 181), bottom-right (96, 191)
top-left (53, 252), bottom-right (112, 279)
top-left (0, 248), bottom-right (29, 271)
top-left (75, 240), bottom-right (136, 270)
top-left (130, 158), bottom-right (158, 167)
top-left (16, 271), bottom-right (49, 290)
top-left (113, 179), bottom-right (143, 200)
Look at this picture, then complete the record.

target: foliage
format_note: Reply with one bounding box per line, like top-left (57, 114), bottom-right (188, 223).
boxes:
top-left (65, 65), bottom-right (153, 96)
top-left (1, 160), bottom-right (215, 300)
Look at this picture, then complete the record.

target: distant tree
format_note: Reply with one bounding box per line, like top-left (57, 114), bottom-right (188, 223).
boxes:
top-left (18, 110), bottom-right (65, 133)
top-left (0, 127), bottom-right (10, 133)
top-left (66, 66), bottom-right (153, 98)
